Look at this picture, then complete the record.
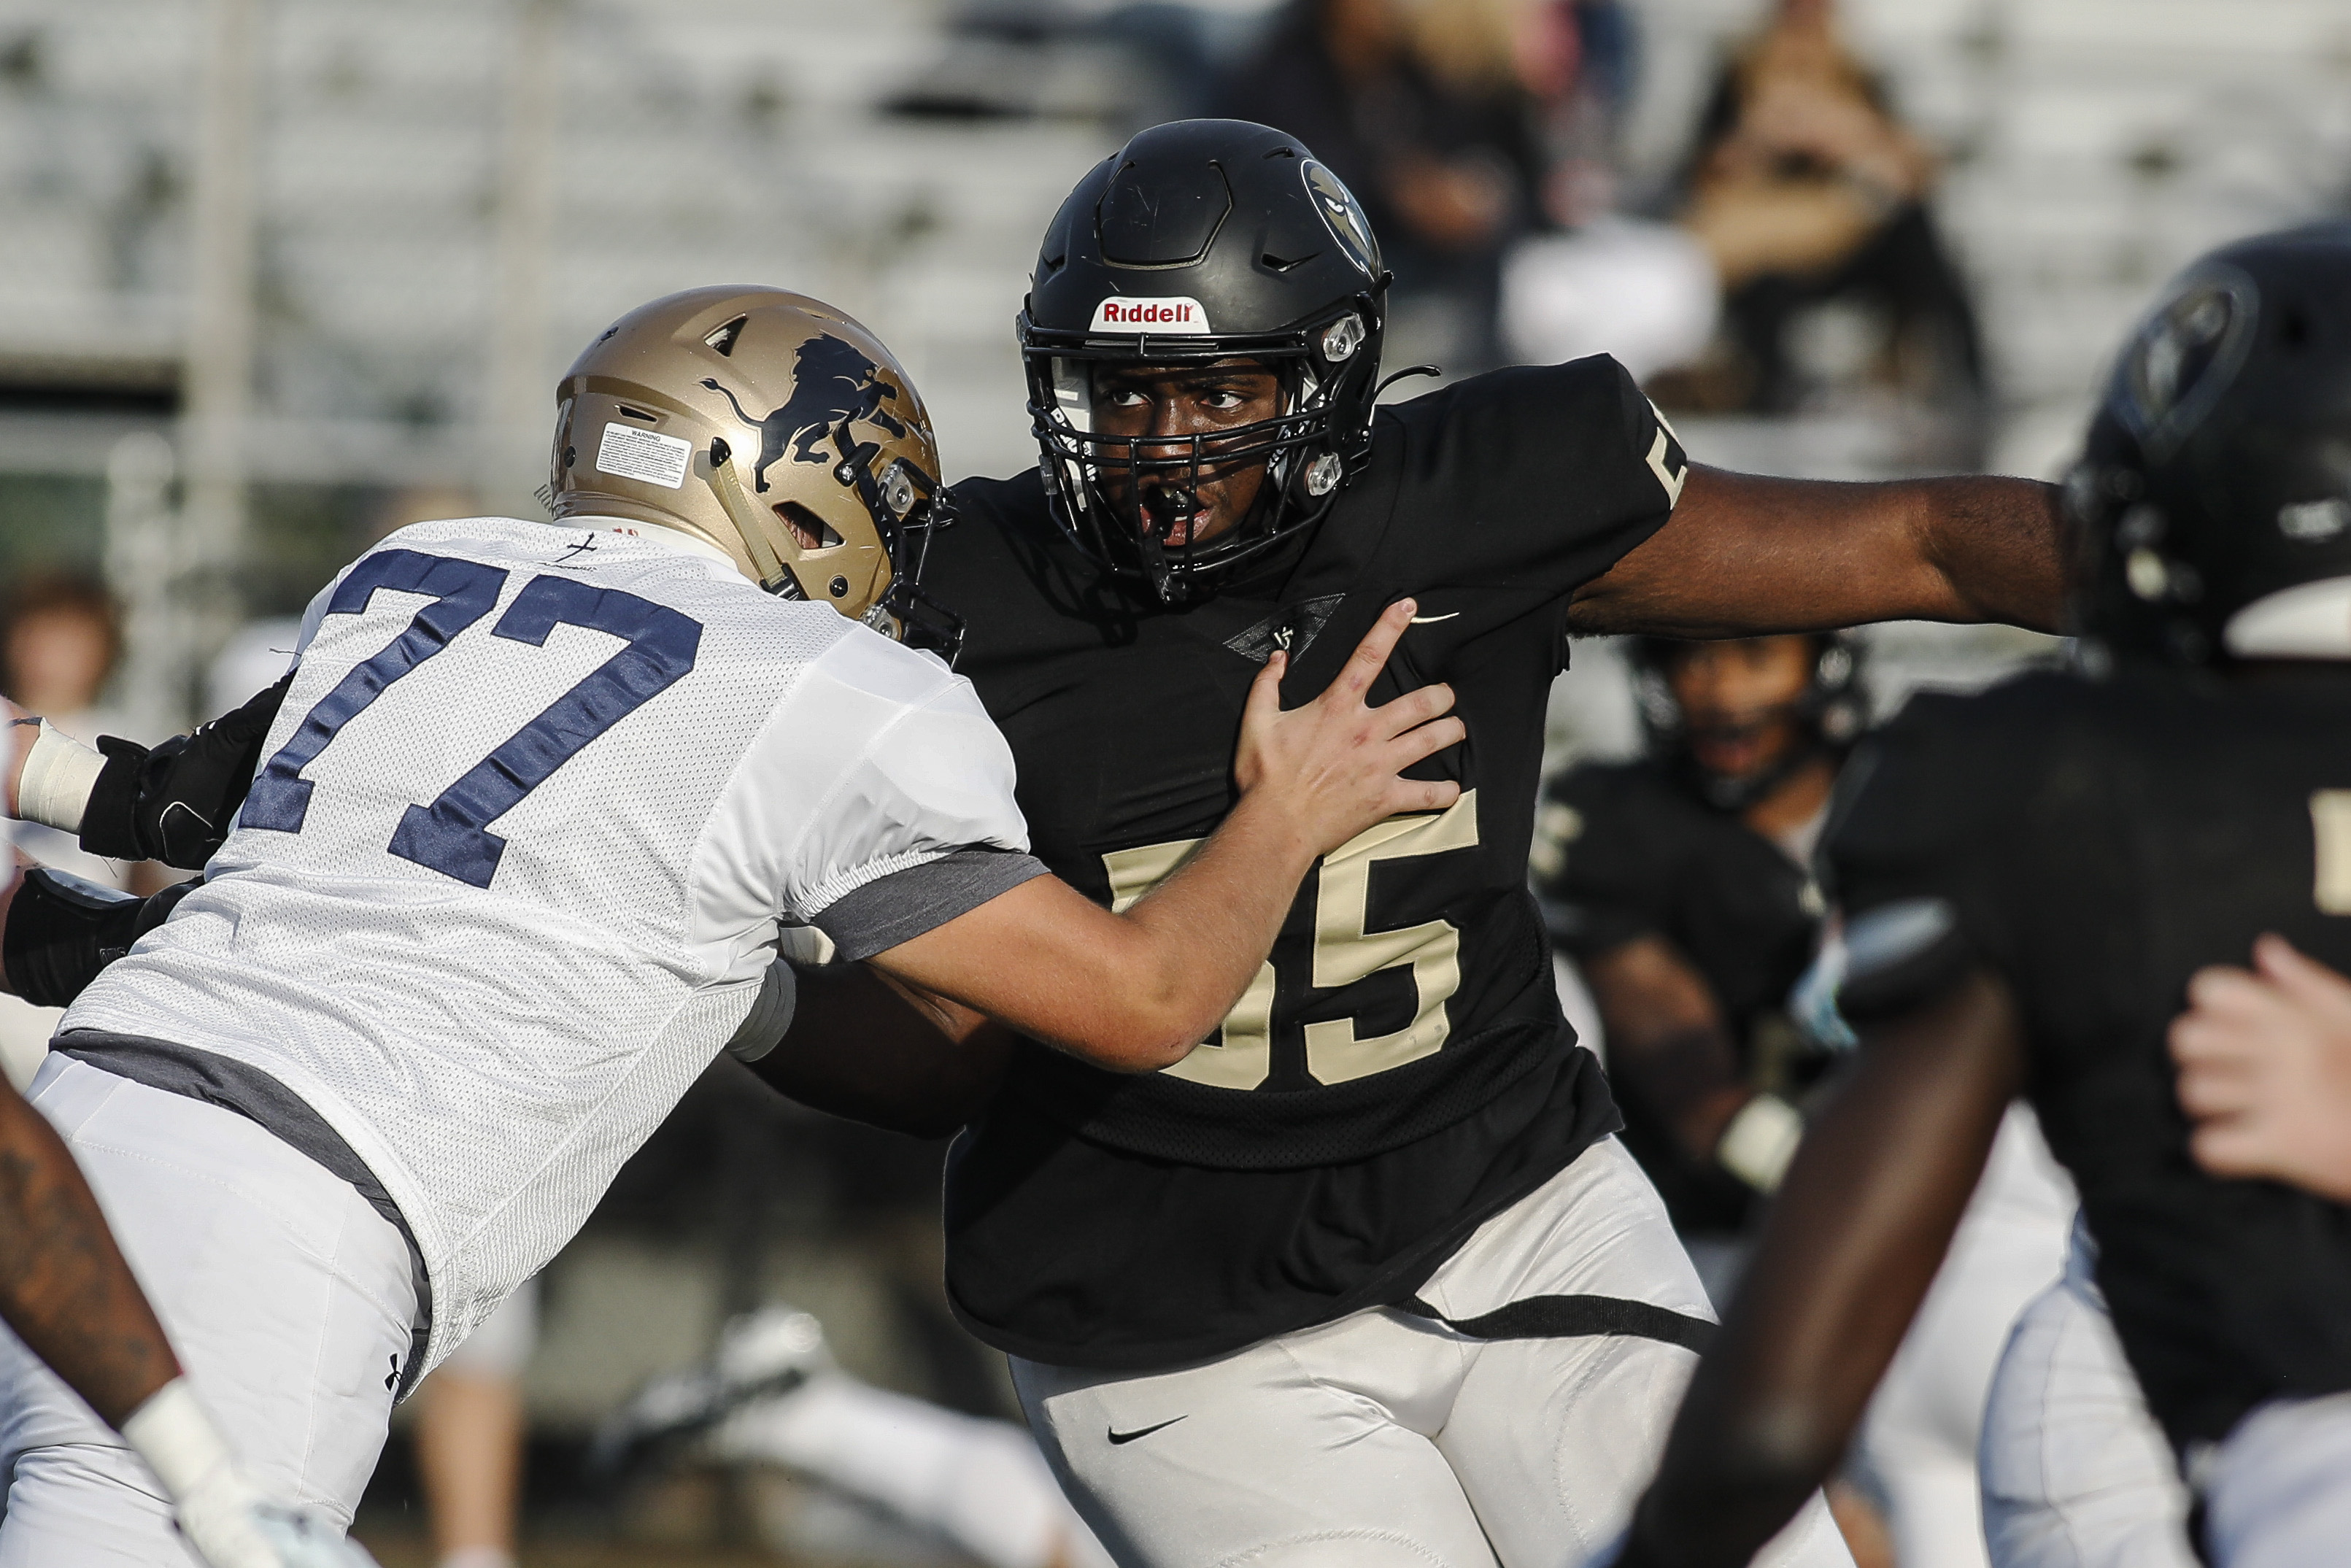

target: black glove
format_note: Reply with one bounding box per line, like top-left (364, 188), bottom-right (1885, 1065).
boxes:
top-left (3, 869), bottom-right (200, 1008)
top-left (80, 674), bottom-right (290, 869)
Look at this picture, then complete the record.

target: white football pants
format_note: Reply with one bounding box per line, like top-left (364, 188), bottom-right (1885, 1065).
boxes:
top-left (1014, 1137), bottom-right (1852, 1568)
top-left (2202, 1389), bottom-right (2351, 1568)
top-left (1853, 1107), bottom-right (2073, 1568)
top-left (0, 1055), bottom-right (416, 1562)
top-left (1977, 1225), bottom-right (2195, 1568)
top-left (714, 1373), bottom-right (1114, 1568)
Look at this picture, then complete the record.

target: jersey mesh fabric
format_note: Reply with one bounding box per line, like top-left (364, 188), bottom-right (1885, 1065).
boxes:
top-left (63, 516), bottom-right (1030, 1372)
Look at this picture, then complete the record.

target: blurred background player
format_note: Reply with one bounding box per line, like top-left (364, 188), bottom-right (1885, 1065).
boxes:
top-left (1535, 633), bottom-right (1865, 1283)
top-left (598, 1303), bottom-right (1113, 1568)
top-left (409, 1282), bottom-right (536, 1568)
top-left (1613, 222), bottom-right (2351, 1568)
top-left (1537, 636), bottom-right (2072, 1568)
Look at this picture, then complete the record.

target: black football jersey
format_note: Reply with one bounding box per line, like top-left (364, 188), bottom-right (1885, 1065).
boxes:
top-left (930, 357), bottom-right (1688, 1368)
top-left (1534, 761), bottom-right (1826, 1232)
top-left (1825, 666), bottom-right (2351, 1447)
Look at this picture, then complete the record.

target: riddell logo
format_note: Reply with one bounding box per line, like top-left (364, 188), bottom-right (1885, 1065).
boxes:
top-left (1090, 296), bottom-right (1212, 335)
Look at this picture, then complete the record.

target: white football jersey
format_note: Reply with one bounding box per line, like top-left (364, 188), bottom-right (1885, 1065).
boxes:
top-left (64, 516), bottom-right (1032, 1372)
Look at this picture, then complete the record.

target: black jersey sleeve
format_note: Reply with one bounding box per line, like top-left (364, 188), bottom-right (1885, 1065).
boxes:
top-left (1819, 692), bottom-right (2020, 1020)
top-left (1390, 355), bottom-right (1684, 599)
top-left (1534, 765), bottom-right (1680, 957)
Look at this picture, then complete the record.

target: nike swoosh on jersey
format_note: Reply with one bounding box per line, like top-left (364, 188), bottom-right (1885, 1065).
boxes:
top-left (1409, 611), bottom-right (1461, 623)
top-left (1105, 1416), bottom-right (1187, 1445)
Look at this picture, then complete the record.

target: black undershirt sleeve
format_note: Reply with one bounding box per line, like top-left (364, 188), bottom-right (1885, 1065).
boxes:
top-left (3, 870), bottom-right (200, 1008)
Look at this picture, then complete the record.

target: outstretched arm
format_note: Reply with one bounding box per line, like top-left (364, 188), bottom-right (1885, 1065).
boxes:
top-left (866, 598), bottom-right (1464, 1072)
top-left (1569, 468), bottom-right (2066, 638)
top-left (1618, 968), bottom-right (2023, 1568)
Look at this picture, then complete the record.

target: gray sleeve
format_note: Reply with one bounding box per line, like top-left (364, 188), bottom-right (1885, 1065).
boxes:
top-left (811, 846), bottom-right (1052, 962)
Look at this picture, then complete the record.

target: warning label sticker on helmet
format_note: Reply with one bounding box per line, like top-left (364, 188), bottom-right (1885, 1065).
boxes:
top-left (1089, 296), bottom-right (1212, 335)
top-left (595, 422), bottom-right (692, 490)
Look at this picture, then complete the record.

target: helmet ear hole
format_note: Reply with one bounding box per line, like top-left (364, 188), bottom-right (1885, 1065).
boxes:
top-left (773, 501), bottom-right (841, 552)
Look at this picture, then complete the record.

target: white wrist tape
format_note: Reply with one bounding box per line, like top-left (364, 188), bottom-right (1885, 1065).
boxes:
top-left (1717, 1092), bottom-right (1805, 1194)
top-left (724, 958), bottom-right (799, 1064)
top-left (18, 720), bottom-right (106, 834)
top-left (122, 1377), bottom-right (235, 1502)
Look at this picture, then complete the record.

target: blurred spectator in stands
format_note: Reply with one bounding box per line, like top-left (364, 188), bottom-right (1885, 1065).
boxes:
top-left (0, 571), bottom-right (135, 1085)
top-left (1219, 0), bottom-right (1550, 369)
top-left (0, 571), bottom-right (133, 893)
top-left (1677, 0), bottom-right (1984, 414)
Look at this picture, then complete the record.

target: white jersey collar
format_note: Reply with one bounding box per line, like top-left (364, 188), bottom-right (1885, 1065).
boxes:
top-left (560, 514), bottom-right (742, 576)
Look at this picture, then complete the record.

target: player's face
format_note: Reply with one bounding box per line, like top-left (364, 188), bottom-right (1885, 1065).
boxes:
top-left (1664, 636), bottom-right (1815, 783)
top-left (1089, 359), bottom-right (1281, 548)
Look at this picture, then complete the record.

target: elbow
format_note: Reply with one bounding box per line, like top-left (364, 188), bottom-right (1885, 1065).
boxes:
top-left (1075, 1015), bottom-right (1200, 1075)
top-left (1062, 981), bottom-right (1210, 1074)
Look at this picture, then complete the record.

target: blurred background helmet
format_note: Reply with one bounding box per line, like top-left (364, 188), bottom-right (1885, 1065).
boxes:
top-left (1018, 117), bottom-right (1391, 604)
top-left (1624, 632), bottom-right (1868, 811)
top-left (2070, 222), bottom-right (2351, 667)
top-left (552, 287), bottom-right (961, 657)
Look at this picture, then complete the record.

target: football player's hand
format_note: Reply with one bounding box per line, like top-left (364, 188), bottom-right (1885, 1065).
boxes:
top-left (2171, 933), bottom-right (2351, 1202)
top-left (176, 1479), bottom-right (382, 1568)
top-left (1235, 598), bottom-right (1463, 855)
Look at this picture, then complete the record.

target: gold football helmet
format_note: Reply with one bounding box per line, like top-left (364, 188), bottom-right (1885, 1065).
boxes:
top-left (550, 286), bottom-right (959, 654)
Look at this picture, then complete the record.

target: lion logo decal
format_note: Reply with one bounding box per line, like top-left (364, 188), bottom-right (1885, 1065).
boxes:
top-left (701, 334), bottom-right (907, 495)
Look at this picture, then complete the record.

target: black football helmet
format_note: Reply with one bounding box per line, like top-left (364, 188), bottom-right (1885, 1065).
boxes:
top-left (1019, 118), bottom-right (1391, 603)
top-left (2070, 222), bottom-right (2351, 666)
top-left (1625, 634), bottom-right (1868, 811)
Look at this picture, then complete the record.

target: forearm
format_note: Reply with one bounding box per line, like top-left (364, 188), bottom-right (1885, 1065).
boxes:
top-left (1625, 973), bottom-right (2018, 1567)
top-left (1584, 938), bottom-right (1753, 1158)
top-left (1570, 469), bottom-right (2067, 638)
top-left (868, 794), bottom-right (1321, 1071)
top-left (1910, 475), bottom-right (2068, 631)
top-left (1613, 1024), bottom-right (1753, 1159)
top-left (0, 1082), bottom-right (179, 1426)
top-left (1107, 791), bottom-right (1321, 1055)
top-left (749, 962), bottom-right (1014, 1137)
top-left (3, 869), bottom-right (199, 1005)
top-left (8, 676), bottom-right (288, 872)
